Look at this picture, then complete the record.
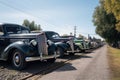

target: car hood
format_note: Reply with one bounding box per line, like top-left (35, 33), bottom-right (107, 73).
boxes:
top-left (52, 37), bottom-right (72, 42)
top-left (8, 33), bottom-right (42, 39)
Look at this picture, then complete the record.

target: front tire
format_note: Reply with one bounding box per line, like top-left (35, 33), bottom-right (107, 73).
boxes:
top-left (69, 52), bottom-right (75, 56)
top-left (57, 47), bottom-right (64, 57)
top-left (47, 58), bottom-right (56, 63)
top-left (81, 50), bottom-right (85, 52)
top-left (75, 45), bottom-right (81, 53)
top-left (12, 49), bottom-right (26, 70)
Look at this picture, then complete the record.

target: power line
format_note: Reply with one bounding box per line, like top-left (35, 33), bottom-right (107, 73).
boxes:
top-left (0, 1), bottom-right (33, 17)
top-left (0, 1), bottom-right (100, 37)
top-left (0, 0), bottom-right (57, 28)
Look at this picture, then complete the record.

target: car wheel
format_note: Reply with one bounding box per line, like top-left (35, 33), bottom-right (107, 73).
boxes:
top-left (74, 45), bottom-right (81, 52)
top-left (47, 58), bottom-right (56, 63)
top-left (69, 52), bottom-right (75, 56)
top-left (57, 47), bottom-right (64, 57)
top-left (12, 49), bottom-right (26, 70)
top-left (82, 50), bottom-right (85, 52)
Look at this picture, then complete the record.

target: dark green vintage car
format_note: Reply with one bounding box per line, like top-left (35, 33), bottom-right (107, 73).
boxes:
top-left (61, 36), bottom-right (90, 52)
top-left (32, 31), bottom-right (80, 57)
top-left (74, 38), bottom-right (90, 52)
top-left (0, 23), bottom-right (58, 70)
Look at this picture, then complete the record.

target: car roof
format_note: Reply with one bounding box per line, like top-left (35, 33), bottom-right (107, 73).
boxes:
top-left (1, 23), bottom-right (20, 26)
top-left (43, 31), bottom-right (57, 33)
top-left (32, 30), bottom-right (56, 32)
top-left (0, 23), bottom-right (28, 28)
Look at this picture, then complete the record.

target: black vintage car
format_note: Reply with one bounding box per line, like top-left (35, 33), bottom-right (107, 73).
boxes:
top-left (0, 23), bottom-right (57, 70)
top-left (32, 31), bottom-right (80, 57)
top-left (45, 31), bottom-right (80, 56)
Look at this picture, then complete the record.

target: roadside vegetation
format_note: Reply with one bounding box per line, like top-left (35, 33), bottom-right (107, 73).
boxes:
top-left (108, 46), bottom-right (120, 80)
top-left (93, 0), bottom-right (120, 48)
top-left (93, 0), bottom-right (120, 79)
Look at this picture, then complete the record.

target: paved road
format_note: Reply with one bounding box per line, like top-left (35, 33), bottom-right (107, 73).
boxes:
top-left (39, 45), bottom-right (111, 80)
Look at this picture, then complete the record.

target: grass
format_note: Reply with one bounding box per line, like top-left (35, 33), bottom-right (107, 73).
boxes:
top-left (108, 46), bottom-right (120, 80)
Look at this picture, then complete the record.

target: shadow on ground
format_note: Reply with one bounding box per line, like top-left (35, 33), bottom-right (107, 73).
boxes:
top-left (0, 49), bottom-right (94, 80)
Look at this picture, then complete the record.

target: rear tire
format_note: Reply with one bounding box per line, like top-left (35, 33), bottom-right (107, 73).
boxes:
top-left (12, 49), bottom-right (26, 70)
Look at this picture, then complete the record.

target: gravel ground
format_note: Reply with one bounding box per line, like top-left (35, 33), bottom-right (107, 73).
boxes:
top-left (0, 47), bottom-right (108, 80)
top-left (0, 52), bottom-right (86, 80)
top-left (39, 45), bottom-right (111, 80)
top-left (0, 60), bottom-right (51, 80)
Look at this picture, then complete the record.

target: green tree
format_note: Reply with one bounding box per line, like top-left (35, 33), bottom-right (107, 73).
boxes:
top-left (104, 0), bottom-right (120, 31)
top-left (78, 34), bottom-right (83, 38)
top-left (37, 25), bottom-right (42, 31)
top-left (62, 34), bottom-right (69, 36)
top-left (29, 21), bottom-right (38, 31)
top-left (93, 0), bottom-right (120, 45)
top-left (22, 19), bottom-right (30, 28)
top-left (22, 19), bottom-right (42, 31)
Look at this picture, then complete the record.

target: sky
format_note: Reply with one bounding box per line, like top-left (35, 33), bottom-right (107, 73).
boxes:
top-left (0, 0), bottom-right (101, 39)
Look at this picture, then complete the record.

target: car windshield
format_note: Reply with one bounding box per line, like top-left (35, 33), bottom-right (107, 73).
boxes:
top-left (45, 32), bottom-right (60, 39)
top-left (52, 33), bottom-right (60, 38)
top-left (0, 26), bottom-right (3, 35)
top-left (5, 24), bottom-right (30, 34)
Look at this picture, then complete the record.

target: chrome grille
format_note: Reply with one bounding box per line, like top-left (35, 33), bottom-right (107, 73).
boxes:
top-left (69, 38), bottom-right (74, 52)
top-left (37, 33), bottom-right (48, 57)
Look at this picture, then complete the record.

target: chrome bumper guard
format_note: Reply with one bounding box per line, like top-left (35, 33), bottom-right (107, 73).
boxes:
top-left (26, 53), bottom-right (59, 62)
top-left (36, 33), bottom-right (58, 61)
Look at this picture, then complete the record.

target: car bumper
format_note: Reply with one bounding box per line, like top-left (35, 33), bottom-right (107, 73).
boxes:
top-left (26, 53), bottom-right (59, 61)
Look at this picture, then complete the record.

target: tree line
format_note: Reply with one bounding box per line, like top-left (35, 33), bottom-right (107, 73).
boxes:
top-left (22, 19), bottom-right (42, 31)
top-left (93, 0), bottom-right (120, 48)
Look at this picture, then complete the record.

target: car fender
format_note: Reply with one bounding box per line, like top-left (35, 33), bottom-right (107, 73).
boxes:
top-left (1, 41), bottom-right (33, 60)
top-left (55, 42), bottom-right (69, 51)
top-left (47, 40), bottom-right (57, 55)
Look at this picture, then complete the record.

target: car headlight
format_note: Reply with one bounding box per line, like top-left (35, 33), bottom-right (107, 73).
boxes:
top-left (67, 41), bottom-right (71, 44)
top-left (30, 40), bottom-right (37, 46)
top-left (47, 40), bottom-right (54, 45)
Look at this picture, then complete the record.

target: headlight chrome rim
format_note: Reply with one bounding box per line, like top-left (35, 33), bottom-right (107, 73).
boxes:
top-left (30, 40), bottom-right (37, 46)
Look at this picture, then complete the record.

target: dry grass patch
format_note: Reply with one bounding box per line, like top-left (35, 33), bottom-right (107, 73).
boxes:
top-left (108, 46), bottom-right (120, 80)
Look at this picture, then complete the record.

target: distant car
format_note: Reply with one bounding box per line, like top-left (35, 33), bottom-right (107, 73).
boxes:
top-left (0, 23), bottom-right (58, 70)
top-left (32, 31), bottom-right (80, 57)
top-left (61, 36), bottom-right (90, 52)
top-left (74, 38), bottom-right (90, 52)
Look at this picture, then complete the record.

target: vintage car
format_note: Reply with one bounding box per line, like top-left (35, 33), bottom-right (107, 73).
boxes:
top-left (32, 31), bottom-right (80, 57)
top-left (61, 36), bottom-right (90, 52)
top-left (74, 38), bottom-right (90, 52)
top-left (0, 23), bottom-right (58, 70)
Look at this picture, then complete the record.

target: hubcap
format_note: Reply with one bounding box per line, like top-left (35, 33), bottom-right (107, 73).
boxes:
top-left (57, 49), bottom-right (60, 55)
top-left (13, 52), bottom-right (21, 67)
top-left (15, 55), bottom-right (19, 63)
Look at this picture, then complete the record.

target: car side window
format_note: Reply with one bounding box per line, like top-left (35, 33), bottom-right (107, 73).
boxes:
top-left (0, 26), bottom-right (3, 35)
top-left (52, 33), bottom-right (60, 38)
top-left (21, 27), bottom-right (30, 33)
top-left (52, 34), bottom-right (59, 38)
top-left (6, 25), bottom-right (21, 34)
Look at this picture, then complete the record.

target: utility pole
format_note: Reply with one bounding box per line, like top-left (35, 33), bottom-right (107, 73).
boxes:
top-left (74, 26), bottom-right (77, 37)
